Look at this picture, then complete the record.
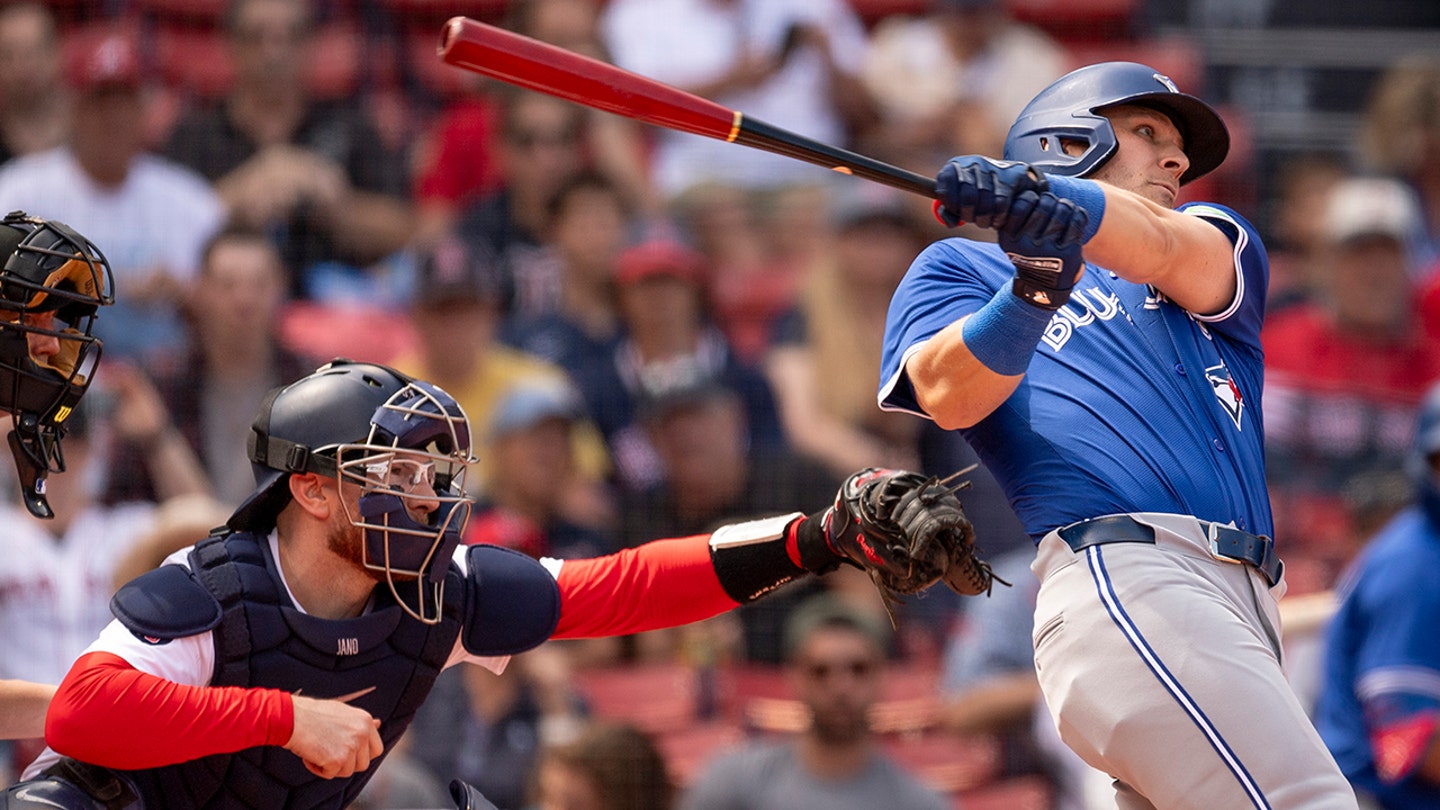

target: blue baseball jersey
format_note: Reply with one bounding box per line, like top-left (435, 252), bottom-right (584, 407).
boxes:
top-left (878, 203), bottom-right (1273, 541)
top-left (1315, 508), bottom-right (1440, 809)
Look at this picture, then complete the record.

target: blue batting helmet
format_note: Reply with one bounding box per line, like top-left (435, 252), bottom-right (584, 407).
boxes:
top-left (1003, 62), bottom-right (1230, 186)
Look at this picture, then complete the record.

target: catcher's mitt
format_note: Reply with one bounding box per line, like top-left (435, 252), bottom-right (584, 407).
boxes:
top-left (823, 467), bottom-right (1005, 618)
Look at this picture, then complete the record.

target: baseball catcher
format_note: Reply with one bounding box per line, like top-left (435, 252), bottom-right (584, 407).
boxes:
top-left (788, 466), bottom-right (1003, 621)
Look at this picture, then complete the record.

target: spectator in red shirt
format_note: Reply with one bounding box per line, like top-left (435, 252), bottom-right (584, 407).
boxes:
top-left (1263, 176), bottom-right (1440, 592)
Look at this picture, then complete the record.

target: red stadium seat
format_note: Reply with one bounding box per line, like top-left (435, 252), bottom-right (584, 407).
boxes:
top-left (376, 0), bottom-right (513, 30)
top-left (955, 775), bottom-right (1053, 810)
top-left (1005, 0), bottom-right (1141, 43)
top-left (655, 721), bottom-right (744, 787)
top-left (133, 0), bottom-right (229, 26)
top-left (153, 26), bottom-right (234, 99)
top-left (153, 20), bottom-right (363, 100)
top-left (573, 662), bottom-right (701, 734)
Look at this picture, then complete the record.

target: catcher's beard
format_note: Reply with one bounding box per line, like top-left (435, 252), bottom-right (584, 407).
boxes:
top-left (325, 521), bottom-right (419, 583)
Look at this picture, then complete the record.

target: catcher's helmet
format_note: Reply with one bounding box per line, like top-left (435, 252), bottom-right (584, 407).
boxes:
top-left (229, 359), bottom-right (476, 624)
top-left (0, 210), bottom-right (114, 519)
top-left (1003, 61), bottom-right (1229, 186)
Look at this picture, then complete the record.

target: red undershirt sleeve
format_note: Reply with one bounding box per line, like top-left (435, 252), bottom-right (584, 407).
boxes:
top-left (551, 535), bottom-right (740, 638)
top-left (46, 652), bottom-right (294, 770)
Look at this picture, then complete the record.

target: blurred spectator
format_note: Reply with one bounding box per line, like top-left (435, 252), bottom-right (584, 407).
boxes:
top-left (0, 31), bottom-right (225, 366)
top-left (0, 3), bottom-right (68, 165)
top-left (1315, 382), bottom-right (1440, 809)
top-left (415, 0), bottom-right (656, 246)
top-left (1263, 176), bottom-right (1440, 593)
top-left (465, 381), bottom-right (617, 561)
top-left (351, 738), bottom-right (451, 810)
top-left (164, 0), bottom-right (413, 300)
top-left (680, 594), bottom-right (948, 810)
top-left (390, 235), bottom-right (611, 506)
top-left (618, 381), bottom-right (845, 663)
top-left (411, 646), bottom-right (590, 810)
top-left (409, 74), bottom-right (502, 246)
top-left (600, 0), bottom-right (874, 199)
top-left (1357, 54), bottom-right (1440, 268)
top-left (521, 170), bottom-right (633, 320)
top-left (455, 89), bottom-right (587, 315)
top-left (764, 189), bottom-right (929, 481)
top-left (595, 238), bottom-right (783, 491)
top-left (670, 182), bottom-right (778, 365)
top-left (530, 720), bottom-right (674, 810)
top-left (860, 0), bottom-right (1067, 165)
top-left (507, 0), bottom-right (659, 221)
top-left (0, 400), bottom-right (211, 781)
top-left (1264, 153), bottom-right (1350, 313)
top-left (705, 183), bottom-right (828, 364)
top-left (103, 227), bottom-right (316, 508)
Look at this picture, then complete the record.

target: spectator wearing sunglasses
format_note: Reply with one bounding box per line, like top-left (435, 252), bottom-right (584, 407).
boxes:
top-left (680, 594), bottom-right (947, 810)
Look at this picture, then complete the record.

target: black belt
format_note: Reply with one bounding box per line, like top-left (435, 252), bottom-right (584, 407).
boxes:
top-left (1056, 514), bottom-right (1282, 587)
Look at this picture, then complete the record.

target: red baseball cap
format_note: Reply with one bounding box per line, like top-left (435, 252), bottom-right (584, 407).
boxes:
top-left (614, 240), bottom-right (705, 286)
top-left (69, 34), bottom-right (142, 93)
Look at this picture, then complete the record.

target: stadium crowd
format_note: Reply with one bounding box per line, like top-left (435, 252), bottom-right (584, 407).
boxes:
top-left (2, 0), bottom-right (1438, 807)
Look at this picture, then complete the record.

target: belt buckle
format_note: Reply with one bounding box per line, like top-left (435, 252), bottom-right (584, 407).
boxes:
top-left (1205, 522), bottom-right (1244, 565)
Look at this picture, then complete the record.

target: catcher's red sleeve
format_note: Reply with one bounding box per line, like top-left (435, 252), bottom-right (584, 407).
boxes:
top-left (551, 535), bottom-right (739, 638)
top-left (47, 652), bottom-right (293, 768)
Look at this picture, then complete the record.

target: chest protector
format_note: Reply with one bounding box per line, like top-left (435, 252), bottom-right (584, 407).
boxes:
top-left (123, 531), bottom-right (464, 809)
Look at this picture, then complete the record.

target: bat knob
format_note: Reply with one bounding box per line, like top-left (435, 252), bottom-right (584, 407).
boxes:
top-left (931, 199), bottom-right (964, 228)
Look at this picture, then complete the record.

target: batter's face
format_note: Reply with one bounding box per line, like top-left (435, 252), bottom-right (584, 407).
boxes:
top-left (1080, 105), bottom-right (1190, 208)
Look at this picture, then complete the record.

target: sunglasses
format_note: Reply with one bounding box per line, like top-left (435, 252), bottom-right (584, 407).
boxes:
top-left (801, 658), bottom-right (877, 681)
top-left (505, 129), bottom-right (579, 150)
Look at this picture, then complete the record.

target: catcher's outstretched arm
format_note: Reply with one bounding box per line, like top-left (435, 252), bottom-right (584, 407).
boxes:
top-left (551, 513), bottom-right (829, 639)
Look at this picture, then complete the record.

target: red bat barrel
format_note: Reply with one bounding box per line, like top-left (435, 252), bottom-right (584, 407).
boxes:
top-left (438, 16), bottom-right (738, 141)
top-left (436, 17), bottom-right (938, 199)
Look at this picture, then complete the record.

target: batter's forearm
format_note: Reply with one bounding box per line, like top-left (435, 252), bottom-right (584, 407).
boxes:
top-left (908, 317), bottom-right (1026, 430)
top-left (1078, 182), bottom-right (1237, 314)
top-left (47, 652), bottom-right (292, 769)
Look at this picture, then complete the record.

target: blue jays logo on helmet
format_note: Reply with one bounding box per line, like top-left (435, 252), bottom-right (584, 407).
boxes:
top-left (1003, 61), bottom-right (1230, 186)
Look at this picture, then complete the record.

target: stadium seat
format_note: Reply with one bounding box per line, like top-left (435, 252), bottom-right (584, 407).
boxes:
top-left (573, 662), bottom-right (702, 734)
top-left (1006, 0), bottom-right (1141, 43)
top-left (152, 20), bottom-right (363, 101)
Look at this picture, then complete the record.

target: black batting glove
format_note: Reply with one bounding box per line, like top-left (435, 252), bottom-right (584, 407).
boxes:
top-left (1000, 190), bottom-right (1088, 310)
top-left (934, 156), bottom-right (1047, 230)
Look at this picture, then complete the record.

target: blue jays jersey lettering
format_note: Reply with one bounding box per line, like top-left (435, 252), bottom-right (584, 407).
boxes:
top-left (879, 203), bottom-right (1272, 540)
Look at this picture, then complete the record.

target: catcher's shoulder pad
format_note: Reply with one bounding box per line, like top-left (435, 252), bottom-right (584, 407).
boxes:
top-left (461, 543), bottom-right (561, 656)
top-left (111, 563), bottom-right (223, 642)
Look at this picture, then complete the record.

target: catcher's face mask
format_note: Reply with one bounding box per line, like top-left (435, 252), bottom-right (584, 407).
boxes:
top-left (0, 212), bottom-right (114, 519)
top-left (335, 380), bottom-right (475, 625)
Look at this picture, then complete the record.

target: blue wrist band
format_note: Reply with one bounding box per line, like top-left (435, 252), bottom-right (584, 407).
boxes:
top-left (961, 281), bottom-right (1054, 376)
top-left (1044, 174), bottom-right (1106, 243)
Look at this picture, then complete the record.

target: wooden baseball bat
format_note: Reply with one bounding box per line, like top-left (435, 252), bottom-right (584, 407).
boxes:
top-left (437, 16), bottom-right (938, 199)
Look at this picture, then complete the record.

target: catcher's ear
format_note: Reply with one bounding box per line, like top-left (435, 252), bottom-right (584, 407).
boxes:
top-left (288, 473), bottom-right (333, 519)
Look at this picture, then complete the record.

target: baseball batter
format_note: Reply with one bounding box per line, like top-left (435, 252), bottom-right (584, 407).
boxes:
top-left (878, 62), bottom-right (1357, 808)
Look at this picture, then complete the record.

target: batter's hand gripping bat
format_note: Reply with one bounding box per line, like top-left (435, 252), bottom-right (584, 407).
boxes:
top-left (436, 16), bottom-right (938, 201)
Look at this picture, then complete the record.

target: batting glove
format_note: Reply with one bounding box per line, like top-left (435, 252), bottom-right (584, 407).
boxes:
top-left (934, 156), bottom-right (1047, 230)
top-left (1000, 190), bottom-right (1088, 310)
